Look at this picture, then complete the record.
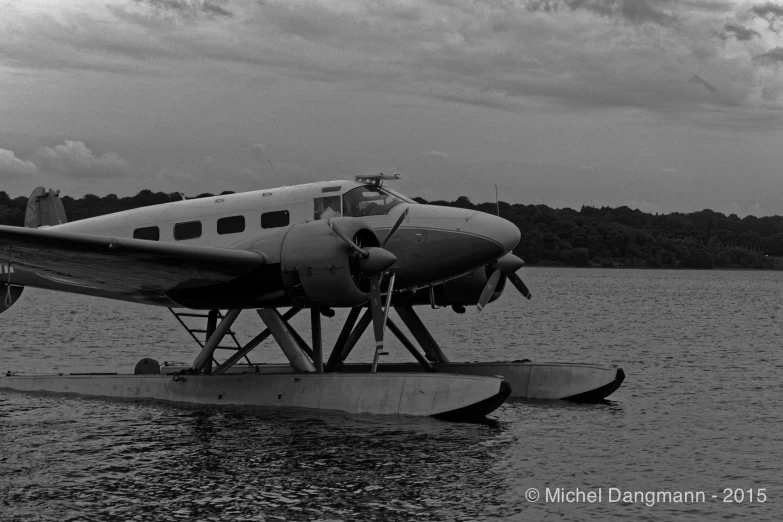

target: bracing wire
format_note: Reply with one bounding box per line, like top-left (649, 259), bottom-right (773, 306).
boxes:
top-left (4, 246), bottom-right (12, 308)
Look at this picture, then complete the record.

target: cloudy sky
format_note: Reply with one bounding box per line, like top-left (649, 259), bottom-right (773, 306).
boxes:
top-left (1, 0), bottom-right (783, 216)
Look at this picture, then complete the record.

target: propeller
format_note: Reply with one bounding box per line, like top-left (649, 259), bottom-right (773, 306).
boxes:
top-left (507, 272), bottom-right (531, 300)
top-left (329, 210), bottom-right (410, 371)
top-left (370, 271), bottom-right (396, 372)
top-left (477, 253), bottom-right (531, 311)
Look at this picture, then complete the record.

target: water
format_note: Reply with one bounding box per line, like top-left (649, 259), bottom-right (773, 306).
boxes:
top-left (1, 268), bottom-right (781, 520)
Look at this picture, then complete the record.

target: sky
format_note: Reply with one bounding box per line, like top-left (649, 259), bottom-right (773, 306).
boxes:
top-left (1, 0), bottom-right (783, 217)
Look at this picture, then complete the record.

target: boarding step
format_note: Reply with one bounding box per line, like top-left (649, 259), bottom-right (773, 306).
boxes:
top-left (168, 308), bottom-right (251, 366)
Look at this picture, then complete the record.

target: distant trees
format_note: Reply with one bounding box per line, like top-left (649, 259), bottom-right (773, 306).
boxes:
top-left (0, 190), bottom-right (184, 225)
top-left (0, 191), bottom-right (28, 226)
top-left (0, 189), bottom-right (780, 269)
top-left (421, 197), bottom-right (780, 270)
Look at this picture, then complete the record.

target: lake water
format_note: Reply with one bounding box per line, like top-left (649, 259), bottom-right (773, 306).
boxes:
top-left (1, 268), bottom-right (781, 520)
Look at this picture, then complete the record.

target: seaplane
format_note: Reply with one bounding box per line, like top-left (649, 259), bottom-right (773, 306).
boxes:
top-left (0, 174), bottom-right (623, 420)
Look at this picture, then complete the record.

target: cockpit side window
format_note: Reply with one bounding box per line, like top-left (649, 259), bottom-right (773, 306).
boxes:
top-left (314, 196), bottom-right (342, 220)
top-left (342, 185), bottom-right (405, 217)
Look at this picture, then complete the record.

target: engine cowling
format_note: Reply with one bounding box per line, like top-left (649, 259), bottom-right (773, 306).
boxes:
top-left (280, 218), bottom-right (380, 307)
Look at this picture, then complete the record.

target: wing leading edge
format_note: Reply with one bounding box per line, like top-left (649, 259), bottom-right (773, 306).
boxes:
top-left (0, 225), bottom-right (267, 304)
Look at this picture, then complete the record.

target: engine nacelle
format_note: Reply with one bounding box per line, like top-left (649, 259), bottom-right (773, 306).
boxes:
top-left (280, 218), bottom-right (379, 307)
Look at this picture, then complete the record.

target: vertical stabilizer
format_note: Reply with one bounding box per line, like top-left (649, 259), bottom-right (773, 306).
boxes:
top-left (24, 187), bottom-right (67, 228)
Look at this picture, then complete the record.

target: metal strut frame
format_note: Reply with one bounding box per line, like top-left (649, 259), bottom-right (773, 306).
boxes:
top-left (168, 301), bottom-right (444, 375)
top-left (324, 302), bottom-right (439, 372)
top-left (168, 308), bottom-right (251, 368)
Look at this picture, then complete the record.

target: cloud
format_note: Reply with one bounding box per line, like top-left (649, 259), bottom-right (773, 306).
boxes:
top-left (32, 141), bottom-right (132, 178)
top-left (659, 167), bottom-right (679, 173)
top-left (0, 149), bottom-right (39, 178)
top-left (579, 165), bottom-right (595, 170)
top-left (425, 150), bottom-right (450, 160)
top-left (751, 2), bottom-right (783, 32)
top-left (723, 201), bottom-right (766, 218)
top-left (0, 142), bottom-right (132, 180)
top-left (723, 22), bottom-right (761, 41)
top-left (688, 74), bottom-right (718, 93)
top-left (756, 46), bottom-right (783, 62)
top-left (525, 0), bottom-right (678, 28)
top-left (132, 0), bottom-right (234, 19)
top-left (3, 0), bottom-right (783, 131)
top-left (747, 203), bottom-right (765, 216)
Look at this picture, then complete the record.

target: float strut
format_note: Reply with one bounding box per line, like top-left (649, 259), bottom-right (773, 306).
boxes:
top-left (387, 318), bottom-right (435, 372)
top-left (193, 309), bottom-right (241, 372)
top-left (311, 308), bottom-right (324, 373)
top-left (257, 308), bottom-right (316, 372)
top-left (393, 305), bottom-right (449, 362)
top-left (204, 310), bottom-right (219, 372)
top-left (214, 307), bottom-right (302, 375)
top-left (325, 307), bottom-right (362, 371)
top-left (337, 308), bottom-right (373, 365)
top-left (285, 323), bottom-right (315, 361)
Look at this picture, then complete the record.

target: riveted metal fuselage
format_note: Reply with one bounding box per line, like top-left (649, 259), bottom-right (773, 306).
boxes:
top-left (6, 180), bottom-right (520, 308)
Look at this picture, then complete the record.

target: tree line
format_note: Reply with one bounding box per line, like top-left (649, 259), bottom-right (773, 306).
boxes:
top-left (1, 189), bottom-right (780, 269)
top-left (419, 196), bottom-right (780, 270)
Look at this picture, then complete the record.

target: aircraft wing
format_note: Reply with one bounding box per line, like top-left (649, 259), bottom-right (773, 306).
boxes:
top-left (0, 225), bottom-right (266, 301)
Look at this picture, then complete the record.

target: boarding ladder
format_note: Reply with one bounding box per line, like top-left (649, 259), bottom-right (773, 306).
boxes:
top-left (168, 308), bottom-right (253, 366)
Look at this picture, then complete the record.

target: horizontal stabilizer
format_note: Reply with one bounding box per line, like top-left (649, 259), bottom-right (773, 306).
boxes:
top-left (25, 187), bottom-right (67, 228)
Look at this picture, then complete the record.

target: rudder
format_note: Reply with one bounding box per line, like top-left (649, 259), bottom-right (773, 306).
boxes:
top-left (25, 187), bottom-right (67, 228)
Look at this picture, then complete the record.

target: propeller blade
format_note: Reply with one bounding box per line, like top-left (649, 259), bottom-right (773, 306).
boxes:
top-left (381, 207), bottom-right (410, 247)
top-left (369, 273), bottom-right (385, 372)
top-left (382, 272), bottom-right (396, 335)
top-left (477, 269), bottom-right (502, 312)
top-left (508, 272), bottom-right (532, 300)
top-left (327, 219), bottom-right (369, 258)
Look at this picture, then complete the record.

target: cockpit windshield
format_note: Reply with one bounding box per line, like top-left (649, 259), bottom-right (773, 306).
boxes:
top-left (343, 185), bottom-right (411, 217)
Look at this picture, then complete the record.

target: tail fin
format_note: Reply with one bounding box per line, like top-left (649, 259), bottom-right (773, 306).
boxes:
top-left (24, 187), bottom-right (67, 228)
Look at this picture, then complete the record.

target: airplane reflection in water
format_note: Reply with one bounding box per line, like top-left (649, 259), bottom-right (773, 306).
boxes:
top-left (0, 175), bottom-right (623, 419)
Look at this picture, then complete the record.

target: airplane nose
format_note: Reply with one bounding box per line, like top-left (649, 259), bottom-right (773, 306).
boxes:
top-left (465, 212), bottom-right (521, 255)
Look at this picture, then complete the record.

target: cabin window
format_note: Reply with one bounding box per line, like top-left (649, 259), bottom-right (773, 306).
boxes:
top-left (133, 226), bottom-right (160, 241)
top-left (314, 196), bottom-right (341, 220)
top-left (342, 185), bottom-right (404, 217)
top-left (261, 210), bottom-right (290, 229)
top-left (321, 186), bottom-right (341, 193)
top-left (217, 216), bottom-right (245, 235)
top-left (174, 221), bottom-right (202, 240)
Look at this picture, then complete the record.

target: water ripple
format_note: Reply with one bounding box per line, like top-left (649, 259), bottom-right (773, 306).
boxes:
top-left (2, 269), bottom-right (782, 520)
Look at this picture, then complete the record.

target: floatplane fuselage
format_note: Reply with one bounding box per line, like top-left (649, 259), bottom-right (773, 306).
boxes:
top-left (0, 175), bottom-right (624, 419)
top-left (3, 176), bottom-right (520, 310)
